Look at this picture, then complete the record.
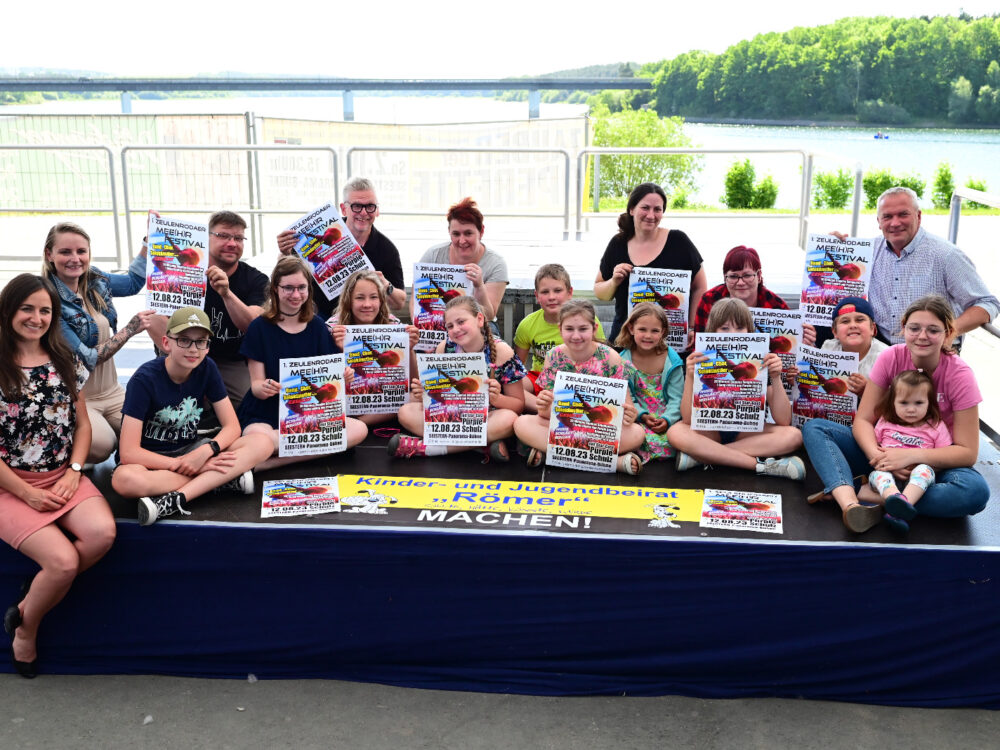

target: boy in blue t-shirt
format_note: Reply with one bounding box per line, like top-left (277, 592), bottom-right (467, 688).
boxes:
top-left (113, 307), bottom-right (272, 525)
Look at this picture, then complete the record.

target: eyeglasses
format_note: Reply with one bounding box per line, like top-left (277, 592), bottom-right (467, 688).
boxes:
top-left (168, 335), bottom-right (210, 350)
top-left (904, 324), bottom-right (945, 337)
top-left (210, 231), bottom-right (247, 243)
top-left (278, 284), bottom-right (309, 295)
top-left (725, 272), bottom-right (758, 284)
top-left (348, 203), bottom-right (378, 214)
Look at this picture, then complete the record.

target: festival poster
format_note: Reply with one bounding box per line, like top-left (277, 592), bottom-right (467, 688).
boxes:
top-left (343, 325), bottom-right (410, 415)
top-left (285, 202), bottom-right (374, 301)
top-left (412, 263), bottom-right (473, 352)
top-left (547, 371), bottom-right (627, 473)
top-left (628, 267), bottom-right (691, 352)
top-left (699, 489), bottom-right (783, 534)
top-left (278, 353), bottom-right (347, 457)
top-left (261, 477), bottom-right (340, 518)
top-left (800, 233), bottom-right (875, 326)
top-left (416, 352), bottom-right (488, 446)
top-left (144, 214), bottom-right (208, 314)
top-left (692, 333), bottom-right (769, 433)
top-left (792, 344), bottom-right (859, 428)
top-left (750, 307), bottom-right (803, 399)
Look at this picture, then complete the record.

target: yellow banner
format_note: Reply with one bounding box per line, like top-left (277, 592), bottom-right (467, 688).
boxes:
top-left (338, 474), bottom-right (704, 523)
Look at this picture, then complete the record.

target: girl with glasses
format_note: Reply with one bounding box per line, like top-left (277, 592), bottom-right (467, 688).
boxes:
top-left (238, 257), bottom-right (368, 471)
top-left (803, 294), bottom-right (989, 532)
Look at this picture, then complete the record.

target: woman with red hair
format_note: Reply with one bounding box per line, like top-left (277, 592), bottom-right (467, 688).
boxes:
top-left (419, 197), bottom-right (508, 323)
top-left (693, 245), bottom-right (814, 345)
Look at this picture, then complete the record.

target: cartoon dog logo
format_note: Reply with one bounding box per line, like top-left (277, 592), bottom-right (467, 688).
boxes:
top-left (340, 489), bottom-right (399, 515)
top-left (647, 504), bottom-right (681, 529)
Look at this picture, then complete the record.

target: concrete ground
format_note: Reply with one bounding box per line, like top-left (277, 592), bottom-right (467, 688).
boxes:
top-left (1, 675), bottom-right (997, 749)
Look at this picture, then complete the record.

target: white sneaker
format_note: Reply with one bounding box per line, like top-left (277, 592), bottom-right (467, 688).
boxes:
top-left (756, 456), bottom-right (806, 481)
top-left (675, 451), bottom-right (704, 472)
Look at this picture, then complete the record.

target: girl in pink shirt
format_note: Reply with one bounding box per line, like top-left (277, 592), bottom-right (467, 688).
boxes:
top-left (862, 370), bottom-right (952, 532)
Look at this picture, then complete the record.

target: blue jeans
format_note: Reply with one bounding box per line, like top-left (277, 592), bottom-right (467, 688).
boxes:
top-left (801, 419), bottom-right (989, 518)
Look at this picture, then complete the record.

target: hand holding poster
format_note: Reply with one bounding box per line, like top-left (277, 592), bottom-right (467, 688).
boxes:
top-left (343, 325), bottom-right (410, 415)
top-left (278, 353), bottom-right (347, 457)
top-left (286, 203), bottom-right (374, 301)
top-left (700, 489), bottom-right (783, 534)
top-left (416, 352), bottom-right (488, 446)
top-left (547, 371), bottom-right (627, 473)
top-left (412, 263), bottom-right (473, 352)
top-left (628, 268), bottom-right (691, 352)
top-left (261, 477), bottom-right (340, 518)
top-left (692, 333), bottom-right (769, 433)
top-left (750, 308), bottom-right (803, 399)
top-left (145, 214), bottom-right (208, 314)
top-left (800, 233), bottom-right (875, 326)
top-left (792, 344), bottom-right (859, 428)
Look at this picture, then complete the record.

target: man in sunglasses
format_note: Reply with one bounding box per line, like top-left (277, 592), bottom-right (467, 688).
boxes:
top-left (277, 177), bottom-right (406, 318)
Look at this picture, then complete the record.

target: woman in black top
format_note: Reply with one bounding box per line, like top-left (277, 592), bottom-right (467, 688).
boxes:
top-left (594, 183), bottom-right (707, 345)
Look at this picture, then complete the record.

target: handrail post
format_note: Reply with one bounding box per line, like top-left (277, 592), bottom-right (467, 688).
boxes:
top-left (799, 152), bottom-right (813, 248)
top-left (121, 147), bottom-right (134, 261)
top-left (103, 146), bottom-right (122, 267)
top-left (948, 192), bottom-right (962, 244)
top-left (850, 164), bottom-right (863, 236)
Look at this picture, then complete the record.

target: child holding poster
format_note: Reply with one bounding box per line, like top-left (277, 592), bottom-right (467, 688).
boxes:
top-left (666, 299), bottom-right (805, 479)
top-left (238, 257), bottom-right (368, 471)
top-left (113, 307), bottom-right (273, 525)
top-left (615, 302), bottom-right (684, 462)
top-left (389, 296), bottom-right (526, 461)
top-left (821, 297), bottom-right (888, 390)
top-left (329, 271), bottom-right (419, 427)
top-left (514, 300), bottom-right (646, 474)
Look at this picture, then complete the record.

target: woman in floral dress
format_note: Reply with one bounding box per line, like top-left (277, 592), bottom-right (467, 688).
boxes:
top-left (0, 275), bottom-right (115, 678)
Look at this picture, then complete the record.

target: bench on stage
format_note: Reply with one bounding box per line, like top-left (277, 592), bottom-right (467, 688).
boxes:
top-left (2, 428), bottom-right (999, 709)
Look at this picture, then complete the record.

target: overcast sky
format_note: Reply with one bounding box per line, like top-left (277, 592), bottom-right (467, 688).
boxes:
top-left (4, 2), bottom-right (997, 78)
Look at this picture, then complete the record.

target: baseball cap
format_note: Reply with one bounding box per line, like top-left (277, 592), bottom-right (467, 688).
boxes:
top-left (167, 307), bottom-right (212, 336)
top-left (831, 296), bottom-right (876, 323)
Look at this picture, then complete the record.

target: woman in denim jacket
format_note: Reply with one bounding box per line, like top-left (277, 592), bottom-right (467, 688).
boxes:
top-left (42, 223), bottom-right (157, 464)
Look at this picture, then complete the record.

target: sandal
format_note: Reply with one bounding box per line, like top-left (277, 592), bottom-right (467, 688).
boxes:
top-left (842, 502), bottom-right (883, 533)
top-left (526, 448), bottom-right (544, 468)
top-left (808, 475), bottom-right (867, 504)
top-left (616, 452), bottom-right (642, 475)
top-left (488, 441), bottom-right (509, 463)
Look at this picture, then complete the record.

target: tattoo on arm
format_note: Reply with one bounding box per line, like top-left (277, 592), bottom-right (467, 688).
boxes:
top-left (95, 316), bottom-right (140, 365)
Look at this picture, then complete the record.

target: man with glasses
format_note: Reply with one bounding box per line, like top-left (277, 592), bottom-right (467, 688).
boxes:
top-left (149, 210), bottom-right (268, 408)
top-left (865, 186), bottom-right (998, 345)
top-left (277, 177), bottom-right (406, 318)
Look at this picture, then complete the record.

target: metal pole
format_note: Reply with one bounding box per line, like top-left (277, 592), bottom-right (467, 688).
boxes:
top-left (121, 91), bottom-right (132, 114)
top-left (799, 153), bottom-right (813, 248)
top-left (948, 193), bottom-right (962, 244)
top-left (121, 148), bottom-right (134, 261)
top-left (575, 151), bottom-right (586, 240)
top-left (592, 155), bottom-right (601, 213)
top-left (245, 112), bottom-right (263, 257)
top-left (850, 164), bottom-right (863, 236)
top-left (343, 90), bottom-right (355, 121)
top-left (561, 150), bottom-right (570, 241)
top-left (104, 147), bottom-right (122, 267)
top-left (528, 90), bottom-right (540, 119)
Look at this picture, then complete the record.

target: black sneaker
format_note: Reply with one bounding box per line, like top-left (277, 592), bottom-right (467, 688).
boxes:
top-left (213, 470), bottom-right (254, 495)
top-left (137, 491), bottom-right (190, 526)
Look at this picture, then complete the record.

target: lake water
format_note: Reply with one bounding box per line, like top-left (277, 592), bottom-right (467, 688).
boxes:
top-left (6, 94), bottom-right (998, 209)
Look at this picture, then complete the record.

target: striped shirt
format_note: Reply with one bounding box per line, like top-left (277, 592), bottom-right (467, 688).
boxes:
top-left (869, 227), bottom-right (999, 344)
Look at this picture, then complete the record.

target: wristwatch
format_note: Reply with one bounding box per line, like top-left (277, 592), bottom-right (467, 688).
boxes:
top-left (70, 462), bottom-right (83, 473)
top-left (386, 283), bottom-right (395, 296)
top-left (208, 440), bottom-right (222, 456)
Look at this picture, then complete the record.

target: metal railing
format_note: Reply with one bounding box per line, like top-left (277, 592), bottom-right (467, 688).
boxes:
top-left (578, 148), bottom-right (822, 244)
top-left (0, 145), bottom-right (121, 263)
top-left (346, 146), bottom-right (572, 240)
top-left (949, 186), bottom-right (1000, 344)
top-left (120, 145), bottom-right (339, 259)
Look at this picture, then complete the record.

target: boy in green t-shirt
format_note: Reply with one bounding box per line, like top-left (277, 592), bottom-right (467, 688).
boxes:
top-left (513, 264), bottom-right (606, 413)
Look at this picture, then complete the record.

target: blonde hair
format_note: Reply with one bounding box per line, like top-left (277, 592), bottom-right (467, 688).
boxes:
top-left (900, 294), bottom-right (956, 355)
top-left (615, 302), bottom-right (669, 354)
top-left (444, 295), bottom-right (498, 363)
top-left (706, 298), bottom-right (755, 333)
top-left (337, 270), bottom-right (391, 326)
top-left (42, 222), bottom-right (107, 314)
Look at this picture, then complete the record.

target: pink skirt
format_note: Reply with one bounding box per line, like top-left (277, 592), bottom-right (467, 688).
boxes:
top-left (0, 465), bottom-right (105, 550)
